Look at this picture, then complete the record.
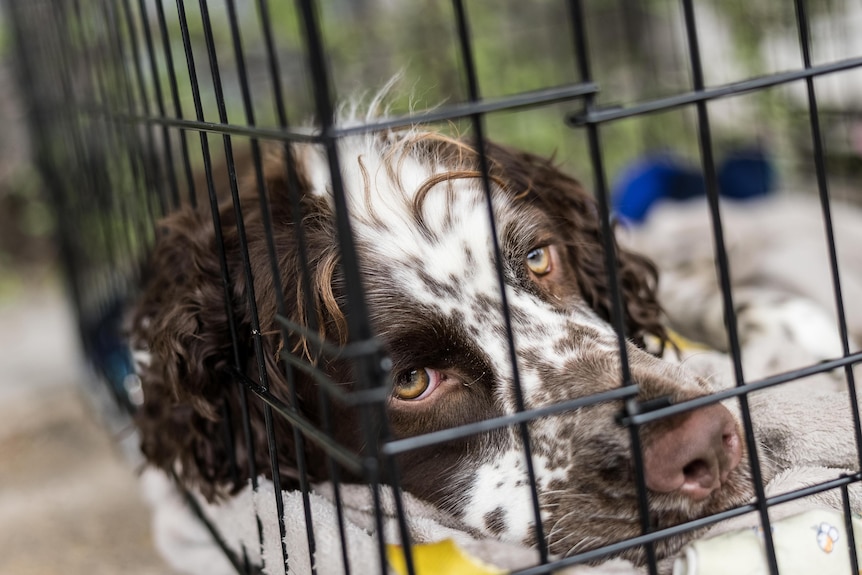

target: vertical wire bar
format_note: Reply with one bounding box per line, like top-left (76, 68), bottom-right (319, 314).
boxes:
top-left (104, 1), bottom-right (151, 269)
top-left (841, 482), bottom-right (860, 573)
top-left (154, 0), bottom-right (198, 207)
top-left (56, 1), bottom-right (95, 311)
top-left (50, 0), bottom-right (124, 303)
top-left (174, 471), bottom-right (251, 574)
top-left (226, 0), bottom-right (336, 572)
top-left (450, 0), bottom-right (548, 565)
top-left (66, 0), bottom-right (133, 293)
top-left (99, 0), bottom-right (153, 238)
top-left (68, 0), bottom-right (131, 394)
top-left (254, 1), bottom-right (353, 571)
top-left (98, 0), bottom-right (157, 258)
top-left (7, 0), bottom-right (85, 340)
top-left (71, 0), bottom-right (111, 135)
top-left (295, 0), bottom-right (371, 356)
top-left (383, 454), bottom-right (419, 568)
top-left (118, 0), bottom-right (169, 222)
top-left (111, 0), bottom-right (162, 242)
top-left (616, 0), bottom-right (654, 151)
top-left (679, 2), bottom-right (778, 573)
top-left (221, 395), bottom-right (243, 491)
top-left (792, 0), bottom-right (862, 475)
top-left (79, 0), bottom-right (144, 296)
top-left (136, 0), bottom-right (181, 210)
top-left (53, 2), bottom-right (113, 338)
top-left (294, 1), bottom-right (392, 574)
top-left (78, 0), bottom-right (112, 110)
top-left (566, 2), bottom-right (656, 571)
top-left (60, 0), bottom-right (116, 333)
top-left (197, 1), bottom-right (300, 572)
top-left (79, 0), bottom-right (134, 351)
top-left (65, 0), bottom-right (118, 306)
top-left (173, 1), bottom-right (254, 570)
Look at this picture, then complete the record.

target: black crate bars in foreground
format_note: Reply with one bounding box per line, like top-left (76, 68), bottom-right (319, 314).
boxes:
top-left (8, 0), bottom-right (862, 574)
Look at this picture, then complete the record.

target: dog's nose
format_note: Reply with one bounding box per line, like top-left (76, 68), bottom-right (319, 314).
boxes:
top-left (642, 404), bottom-right (742, 501)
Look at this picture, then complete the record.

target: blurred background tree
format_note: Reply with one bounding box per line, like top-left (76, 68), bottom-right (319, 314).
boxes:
top-left (3, 0), bottom-right (862, 294)
top-left (0, 4), bottom-right (56, 297)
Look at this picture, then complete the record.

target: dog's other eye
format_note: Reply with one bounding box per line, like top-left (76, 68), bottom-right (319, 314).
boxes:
top-left (393, 368), bottom-right (440, 401)
top-left (526, 246), bottom-right (552, 276)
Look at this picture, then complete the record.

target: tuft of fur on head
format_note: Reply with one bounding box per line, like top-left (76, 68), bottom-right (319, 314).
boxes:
top-left (336, 73), bottom-right (407, 127)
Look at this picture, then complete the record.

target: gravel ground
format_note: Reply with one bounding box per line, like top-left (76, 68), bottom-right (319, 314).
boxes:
top-left (0, 280), bottom-right (178, 575)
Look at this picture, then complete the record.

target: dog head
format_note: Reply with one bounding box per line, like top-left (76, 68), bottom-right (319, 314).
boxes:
top-left (132, 128), bottom-right (752, 564)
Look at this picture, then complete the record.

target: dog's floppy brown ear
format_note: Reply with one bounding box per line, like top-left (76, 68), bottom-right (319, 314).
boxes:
top-left (132, 145), bottom-right (355, 499)
top-left (131, 199), bottom-right (254, 498)
top-left (486, 143), bottom-right (667, 351)
top-left (135, 208), bottom-right (240, 419)
top-left (132, 145), bottom-right (316, 417)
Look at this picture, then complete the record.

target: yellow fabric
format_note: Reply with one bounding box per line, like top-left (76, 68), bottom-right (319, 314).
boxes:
top-left (387, 539), bottom-right (507, 575)
top-left (665, 328), bottom-right (711, 352)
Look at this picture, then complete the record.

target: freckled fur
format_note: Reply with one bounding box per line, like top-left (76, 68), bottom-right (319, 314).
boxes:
top-left (130, 125), bottom-right (748, 568)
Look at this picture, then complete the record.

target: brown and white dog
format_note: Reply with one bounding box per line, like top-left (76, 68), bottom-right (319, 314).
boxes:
top-left (131, 125), bottom-right (862, 574)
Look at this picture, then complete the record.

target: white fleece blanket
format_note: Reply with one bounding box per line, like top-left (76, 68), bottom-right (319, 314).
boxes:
top-left (141, 352), bottom-right (862, 575)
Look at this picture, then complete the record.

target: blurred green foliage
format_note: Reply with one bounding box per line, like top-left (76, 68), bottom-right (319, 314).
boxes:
top-left (6, 0), bottom-right (862, 289)
top-left (78, 0), bottom-right (860, 192)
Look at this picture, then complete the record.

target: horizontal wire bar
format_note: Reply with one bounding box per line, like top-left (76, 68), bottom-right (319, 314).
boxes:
top-left (766, 473), bottom-right (862, 506)
top-left (74, 105), bottom-right (320, 142)
top-left (275, 314), bottom-right (386, 361)
top-left (229, 367), bottom-right (364, 474)
top-left (569, 55), bottom-right (862, 126)
top-left (512, 472), bottom-right (862, 575)
top-left (331, 81), bottom-right (599, 136)
top-left (381, 384), bottom-right (639, 456)
top-left (66, 81), bottom-right (599, 144)
top-left (384, 350), bottom-right (862, 456)
top-left (68, 57), bottom-right (862, 144)
top-left (275, 314), bottom-right (392, 407)
top-left (621, 350), bottom-right (862, 427)
top-left (278, 349), bottom-right (390, 407)
top-left (275, 315), bottom-right (338, 356)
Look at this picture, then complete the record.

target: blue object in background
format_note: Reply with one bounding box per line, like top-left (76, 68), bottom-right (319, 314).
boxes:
top-left (718, 148), bottom-right (774, 201)
top-left (612, 149), bottom-right (775, 224)
top-left (612, 155), bottom-right (705, 223)
top-left (84, 297), bottom-right (138, 412)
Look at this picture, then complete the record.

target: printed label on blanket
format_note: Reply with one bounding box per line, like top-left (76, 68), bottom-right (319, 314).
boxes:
top-left (673, 509), bottom-right (862, 575)
top-left (387, 539), bottom-right (506, 575)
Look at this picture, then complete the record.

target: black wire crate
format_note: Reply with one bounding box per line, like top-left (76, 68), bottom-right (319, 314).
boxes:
top-left (9, 0), bottom-right (862, 574)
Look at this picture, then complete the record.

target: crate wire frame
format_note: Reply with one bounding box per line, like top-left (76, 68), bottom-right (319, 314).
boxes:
top-left (7, 0), bottom-right (862, 574)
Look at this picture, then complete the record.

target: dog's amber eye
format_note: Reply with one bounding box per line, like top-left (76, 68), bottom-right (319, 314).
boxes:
top-left (526, 246), bottom-right (552, 276)
top-left (394, 368), bottom-right (437, 400)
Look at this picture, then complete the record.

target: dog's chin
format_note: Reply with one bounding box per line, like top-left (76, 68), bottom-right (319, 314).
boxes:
top-left (658, 466), bottom-right (754, 521)
top-left (632, 465), bottom-right (755, 565)
top-left (559, 464), bottom-right (756, 567)
top-left (652, 469), bottom-right (754, 535)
